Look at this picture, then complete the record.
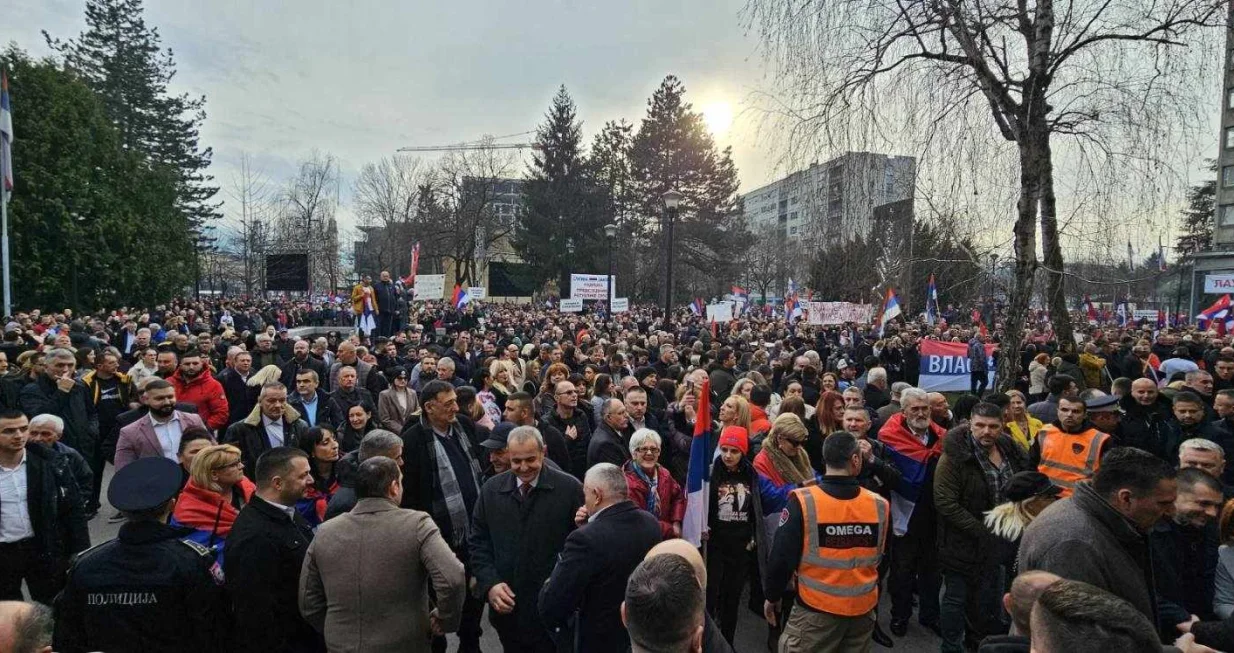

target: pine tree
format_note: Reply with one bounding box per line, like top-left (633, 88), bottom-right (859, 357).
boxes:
top-left (514, 86), bottom-right (606, 294)
top-left (46, 0), bottom-right (221, 230)
top-left (628, 76), bottom-right (747, 302)
top-left (1178, 162), bottom-right (1215, 257)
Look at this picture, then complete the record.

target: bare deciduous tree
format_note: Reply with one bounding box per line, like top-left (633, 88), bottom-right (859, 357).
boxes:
top-left (225, 153), bottom-right (273, 294)
top-left (747, 0), bottom-right (1222, 389)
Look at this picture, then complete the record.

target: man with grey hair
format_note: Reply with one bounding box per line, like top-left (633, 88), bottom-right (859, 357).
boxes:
top-left (0, 600), bottom-right (53, 653)
top-left (223, 381), bottom-right (309, 478)
top-left (878, 381), bottom-right (913, 422)
top-left (435, 357), bottom-right (463, 388)
top-left (864, 366), bottom-right (891, 410)
top-left (28, 414), bottom-right (93, 512)
top-left (19, 348), bottom-right (99, 501)
top-left (470, 426), bottom-right (583, 651)
top-left (325, 429), bottom-right (404, 521)
top-left (589, 398), bottom-right (630, 468)
top-left (879, 385), bottom-right (946, 637)
top-left (539, 463), bottom-right (662, 653)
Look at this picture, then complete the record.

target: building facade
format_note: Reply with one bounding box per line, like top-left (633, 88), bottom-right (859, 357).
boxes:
top-left (741, 152), bottom-right (916, 245)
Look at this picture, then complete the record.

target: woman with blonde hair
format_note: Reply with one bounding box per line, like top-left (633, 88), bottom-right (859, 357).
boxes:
top-left (1005, 389), bottom-right (1043, 450)
top-left (717, 395), bottom-right (752, 434)
top-left (172, 444), bottom-right (255, 563)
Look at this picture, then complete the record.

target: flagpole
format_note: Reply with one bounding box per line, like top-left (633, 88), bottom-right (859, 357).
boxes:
top-left (1, 189), bottom-right (9, 318)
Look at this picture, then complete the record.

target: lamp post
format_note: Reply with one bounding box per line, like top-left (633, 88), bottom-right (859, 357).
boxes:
top-left (70, 212), bottom-right (85, 312)
top-left (988, 253), bottom-right (999, 299)
top-left (662, 189), bottom-right (683, 318)
top-left (604, 223), bottom-right (618, 305)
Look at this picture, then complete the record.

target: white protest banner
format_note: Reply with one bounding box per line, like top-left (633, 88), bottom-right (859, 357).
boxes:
top-left (706, 302), bottom-right (734, 323)
top-left (1132, 309), bottom-right (1157, 322)
top-left (806, 301), bottom-right (875, 325)
top-left (414, 274), bottom-right (445, 300)
top-left (569, 273), bottom-right (616, 300)
top-left (559, 298), bottom-right (584, 313)
top-left (1206, 274), bottom-right (1234, 293)
top-left (611, 298), bottom-right (629, 313)
top-left (468, 287), bottom-right (486, 300)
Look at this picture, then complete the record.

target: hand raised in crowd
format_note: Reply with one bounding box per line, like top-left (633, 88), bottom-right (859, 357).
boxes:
top-left (565, 425), bottom-right (578, 441)
top-left (56, 373), bottom-right (75, 393)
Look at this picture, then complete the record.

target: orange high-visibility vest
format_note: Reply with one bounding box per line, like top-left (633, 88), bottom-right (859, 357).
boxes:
top-left (1037, 425), bottom-right (1109, 497)
top-left (793, 484), bottom-right (889, 616)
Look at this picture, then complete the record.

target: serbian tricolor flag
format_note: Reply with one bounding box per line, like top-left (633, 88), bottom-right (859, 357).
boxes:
top-left (1199, 295), bottom-right (1233, 335)
top-left (682, 379), bottom-right (713, 547)
top-left (689, 298), bottom-right (704, 317)
top-left (879, 414), bottom-right (945, 535)
top-left (925, 274), bottom-right (939, 326)
top-left (1, 68), bottom-right (13, 192)
top-left (710, 317), bottom-right (717, 340)
top-left (450, 284), bottom-right (471, 310)
top-left (732, 285), bottom-right (748, 316)
top-left (400, 242), bottom-right (421, 287)
top-left (877, 288), bottom-right (902, 336)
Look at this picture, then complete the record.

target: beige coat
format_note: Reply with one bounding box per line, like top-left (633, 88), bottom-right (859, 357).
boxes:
top-left (377, 387), bottom-right (419, 433)
top-left (299, 498), bottom-right (465, 652)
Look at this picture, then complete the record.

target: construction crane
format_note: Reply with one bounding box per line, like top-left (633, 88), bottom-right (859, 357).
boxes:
top-left (397, 130), bottom-right (540, 153)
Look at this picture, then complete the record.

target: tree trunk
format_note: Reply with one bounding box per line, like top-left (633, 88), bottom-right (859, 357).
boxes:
top-left (996, 134), bottom-right (1045, 392)
top-left (1037, 130), bottom-right (1075, 349)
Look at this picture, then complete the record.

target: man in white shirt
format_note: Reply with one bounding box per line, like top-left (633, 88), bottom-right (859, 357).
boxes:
top-left (223, 382), bottom-right (309, 480)
top-left (0, 409), bottom-right (90, 602)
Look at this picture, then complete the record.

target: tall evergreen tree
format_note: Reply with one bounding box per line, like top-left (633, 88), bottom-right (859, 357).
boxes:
top-left (1178, 162), bottom-right (1215, 258)
top-left (1, 47), bottom-right (194, 310)
top-left (628, 76), bottom-right (746, 303)
top-left (514, 86), bottom-right (606, 294)
top-left (46, 0), bottom-right (221, 229)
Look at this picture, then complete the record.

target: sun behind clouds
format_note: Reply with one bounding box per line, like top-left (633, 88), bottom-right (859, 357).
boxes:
top-left (701, 101), bottom-right (734, 137)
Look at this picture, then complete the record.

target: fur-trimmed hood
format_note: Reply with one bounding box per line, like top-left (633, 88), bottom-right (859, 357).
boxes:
top-left (984, 501), bottom-right (1033, 543)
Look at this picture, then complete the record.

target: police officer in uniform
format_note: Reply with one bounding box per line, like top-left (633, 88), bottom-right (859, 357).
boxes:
top-left (53, 456), bottom-right (231, 653)
top-left (1028, 393), bottom-right (1112, 498)
top-left (762, 431), bottom-right (890, 653)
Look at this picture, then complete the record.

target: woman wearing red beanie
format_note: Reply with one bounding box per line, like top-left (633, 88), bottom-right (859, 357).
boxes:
top-left (705, 424), bottom-right (767, 646)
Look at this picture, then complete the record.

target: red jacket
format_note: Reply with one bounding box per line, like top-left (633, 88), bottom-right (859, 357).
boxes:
top-left (170, 368), bottom-right (230, 431)
top-left (750, 405), bottom-right (772, 436)
top-left (172, 477), bottom-right (256, 541)
top-left (624, 462), bottom-right (686, 540)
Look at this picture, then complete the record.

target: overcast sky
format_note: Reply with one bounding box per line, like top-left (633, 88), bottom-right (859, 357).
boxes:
top-left (5, 0), bottom-right (1225, 259)
top-left (9, 0), bottom-right (785, 232)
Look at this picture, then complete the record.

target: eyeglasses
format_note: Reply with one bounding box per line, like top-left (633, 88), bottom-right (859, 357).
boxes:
top-left (783, 438), bottom-right (806, 448)
top-left (635, 446), bottom-right (661, 455)
top-left (213, 460), bottom-right (243, 471)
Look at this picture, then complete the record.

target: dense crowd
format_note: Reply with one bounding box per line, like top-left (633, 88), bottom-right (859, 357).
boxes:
top-left (3, 288), bottom-right (1234, 653)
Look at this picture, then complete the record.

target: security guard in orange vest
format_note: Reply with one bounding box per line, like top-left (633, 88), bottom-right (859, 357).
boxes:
top-left (763, 431), bottom-right (889, 653)
top-left (1029, 394), bottom-right (1112, 497)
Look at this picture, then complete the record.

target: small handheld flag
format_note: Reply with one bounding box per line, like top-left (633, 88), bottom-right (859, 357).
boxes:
top-left (925, 274), bottom-right (938, 326)
top-left (682, 379), bottom-right (713, 547)
top-left (1, 68), bottom-right (13, 192)
top-left (450, 284), bottom-right (471, 310)
top-left (400, 242), bottom-right (421, 287)
top-left (878, 288), bottom-right (902, 336)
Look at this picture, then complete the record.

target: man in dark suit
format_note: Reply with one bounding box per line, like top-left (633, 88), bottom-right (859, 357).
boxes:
top-left (374, 271), bottom-right (398, 338)
top-left (538, 462), bottom-right (661, 653)
top-left (224, 446), bottom-right (323, 653)
top-left (223, 382), bottom-right (309, 479)
top-left (217, 350), bottom-right (256, 429)
top-left (587, 398), bottom-right (630, 469)
top-left (469, 426), bottom-right (584, 652)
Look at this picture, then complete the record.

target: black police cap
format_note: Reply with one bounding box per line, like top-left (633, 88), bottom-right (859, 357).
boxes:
top-left (108, 457), bottom-right (183, 512)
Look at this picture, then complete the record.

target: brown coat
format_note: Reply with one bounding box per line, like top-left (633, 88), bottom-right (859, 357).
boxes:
top-left (299, 498), bottom-right (465, 652)
top-left (376, 387), bottom-right (419, 433)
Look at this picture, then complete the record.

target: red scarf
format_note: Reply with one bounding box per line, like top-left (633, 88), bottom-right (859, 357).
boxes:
top-left (173, 477), bottom-right (256, 539)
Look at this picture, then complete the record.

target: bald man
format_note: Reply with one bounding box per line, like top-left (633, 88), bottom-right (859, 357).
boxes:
top-left (0, 601), bottom-right (53, 653)
top-left (977, 571), bottom-right (1060, 651)
top-left (644, 540), bottom-right (734, 653)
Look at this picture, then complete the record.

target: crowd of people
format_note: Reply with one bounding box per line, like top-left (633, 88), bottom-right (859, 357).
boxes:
top-left (5, 286), bottom-right (1234, 653)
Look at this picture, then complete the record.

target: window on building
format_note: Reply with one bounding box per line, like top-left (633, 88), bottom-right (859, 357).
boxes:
top-left (789, 226), bottom-right (798, 235)
top-left (1228, 87), bottom-right (1234, 110)
top-left (790, 212), bottom-right (798, 221)
top-left (1226, 127), bottom-right (1234, 149)
top-left (1225, 166), bottom-right (1234, 188)
top-left (1222, 205), bottom-right (1234, 226)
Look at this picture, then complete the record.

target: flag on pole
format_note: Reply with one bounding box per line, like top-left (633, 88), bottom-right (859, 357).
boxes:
top-left (0, 68), bottom-right (12, 192)
top-left (1083, 295), bottom-right (1097, 323)
top-left (878, 288), bottom-right (902, 336)
top-left (1157, 308), bottom-right (1166, 330)
top-left (450, 284), bottom-right (471, 310)
top-left (682, 379), bottom-right (713, 547)
top-left (710, 317), bottom-right (718, 340)
top-left (1158, 236), bottom-right (1167, 272)
top-left (400, 241), bottom-right (421, 287)
top-left (1198, 295), bottom-right (1233, 334)
top-left (731, 285), bottom-right (748, 316)
top-left (689, 298), bottom-right (704, 317)
top-left (925, 274), bottom-right (938, 326)
top-left (1116, 299), bottom-right (1128, 327)
top-left (1127, 241), bottom-right (1136, 270)
top-left (786, 278), bottom-right (797, 297)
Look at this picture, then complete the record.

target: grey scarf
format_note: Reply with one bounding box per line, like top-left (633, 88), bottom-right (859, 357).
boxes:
top-left (428, 420), bottom-right (483, 550)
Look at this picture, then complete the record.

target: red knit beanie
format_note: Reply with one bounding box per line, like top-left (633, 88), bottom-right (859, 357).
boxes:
top-left (718, 425), bottom-right (749, 456)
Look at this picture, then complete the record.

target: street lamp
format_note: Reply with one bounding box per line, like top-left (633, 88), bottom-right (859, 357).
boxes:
top-left (604, 223), bottom-right (618, 304)
top-left (988, 253), bottom-right (999, 299)
top-left (70, 212), bottom-right (85, 312)
top-left (662, 189), bottom-right (684, 318)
